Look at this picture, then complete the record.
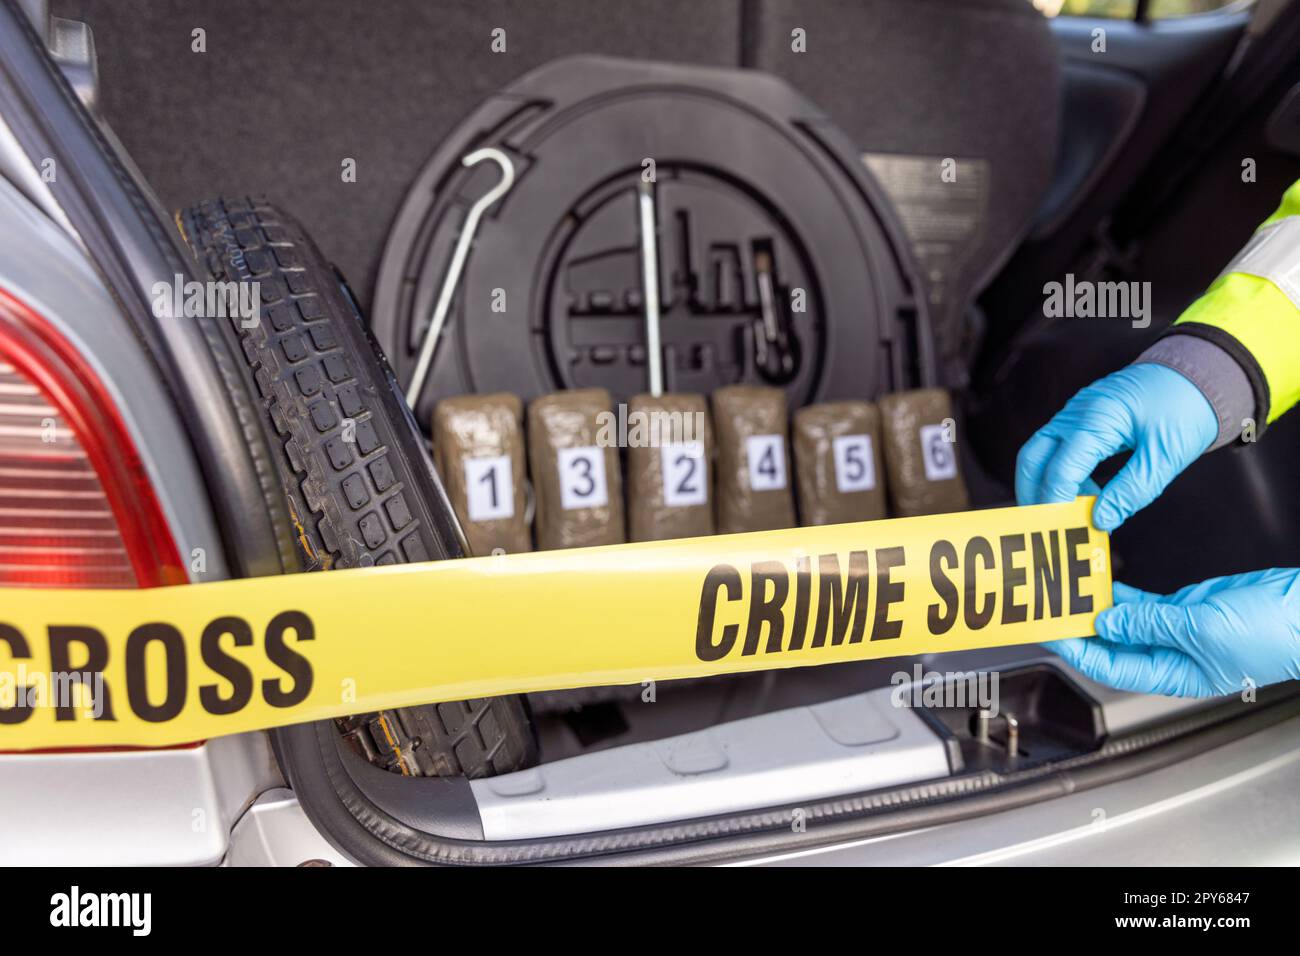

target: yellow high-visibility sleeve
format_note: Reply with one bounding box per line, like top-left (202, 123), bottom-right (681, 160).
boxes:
top-left (1173, 179), bottom-right (1300, 424)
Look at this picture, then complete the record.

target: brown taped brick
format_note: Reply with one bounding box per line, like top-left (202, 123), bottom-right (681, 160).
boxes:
top-left (432, 392), bottom-right (531, 556)
top-left (712, 385), bottom-right (794, 534)
top-left (793, 401), bottom-right (887, 525)
top-left (626, 393), bottom-right (714, 542)
top-left (878, 388), bottom-right (970, 517)
top-left (527, 388), bottom-right (625, 549)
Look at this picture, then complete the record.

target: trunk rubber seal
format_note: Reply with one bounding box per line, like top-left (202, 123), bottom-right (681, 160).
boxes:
top-left (280, 673), bottom-right (1300, 866)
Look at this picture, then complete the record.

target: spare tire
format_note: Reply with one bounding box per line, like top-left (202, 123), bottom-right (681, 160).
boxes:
top-left (179, 197), bottom-right (536, 778)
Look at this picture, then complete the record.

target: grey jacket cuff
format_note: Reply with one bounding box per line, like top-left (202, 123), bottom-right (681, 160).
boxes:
top-left (1135, 335), bottom-right (1254, 450)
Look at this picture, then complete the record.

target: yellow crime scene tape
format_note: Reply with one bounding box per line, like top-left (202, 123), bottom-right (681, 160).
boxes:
top-left (0, 498), bottom-right (1110, 750)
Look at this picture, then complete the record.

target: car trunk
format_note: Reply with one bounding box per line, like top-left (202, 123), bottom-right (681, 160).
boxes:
top-left (38, 0), bottom-right (1300, 863)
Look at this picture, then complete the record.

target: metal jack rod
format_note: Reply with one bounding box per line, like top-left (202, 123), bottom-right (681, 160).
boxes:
top-left (637, 178), bottom-right (664, 397)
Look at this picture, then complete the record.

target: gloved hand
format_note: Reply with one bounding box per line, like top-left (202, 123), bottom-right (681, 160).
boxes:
top-left (1015, 363), bottom-right (1218, 531)
top-left (1051, 570), bottom-right (1300, 697)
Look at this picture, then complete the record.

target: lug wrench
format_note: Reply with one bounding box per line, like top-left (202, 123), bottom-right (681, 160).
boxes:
top-left (405, 147), bottom-right (515, 408)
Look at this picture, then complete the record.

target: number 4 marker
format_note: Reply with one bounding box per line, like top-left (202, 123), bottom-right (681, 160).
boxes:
top-left (746, 434), bottom-right (786, 492)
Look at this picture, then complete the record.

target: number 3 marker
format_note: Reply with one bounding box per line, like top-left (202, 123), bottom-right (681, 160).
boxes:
top-left (558, 446), bottom-right (609, 510)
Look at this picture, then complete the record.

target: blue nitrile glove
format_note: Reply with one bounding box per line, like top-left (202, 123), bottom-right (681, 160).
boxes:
top-left (1015, 363), bottom-right (1218, 531)
top-left (1051, 571), bottom-right (1300, 697)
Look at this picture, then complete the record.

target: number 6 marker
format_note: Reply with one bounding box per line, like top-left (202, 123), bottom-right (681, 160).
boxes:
top-left (919, 424), bottom-right (957, 482)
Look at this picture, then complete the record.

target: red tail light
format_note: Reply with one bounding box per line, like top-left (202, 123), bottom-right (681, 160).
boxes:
top-left (0, 287), bottom-right (184, 589)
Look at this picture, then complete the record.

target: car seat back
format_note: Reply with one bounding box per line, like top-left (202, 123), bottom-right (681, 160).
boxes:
top-left (751, 0), bottom-right (1062, 384)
